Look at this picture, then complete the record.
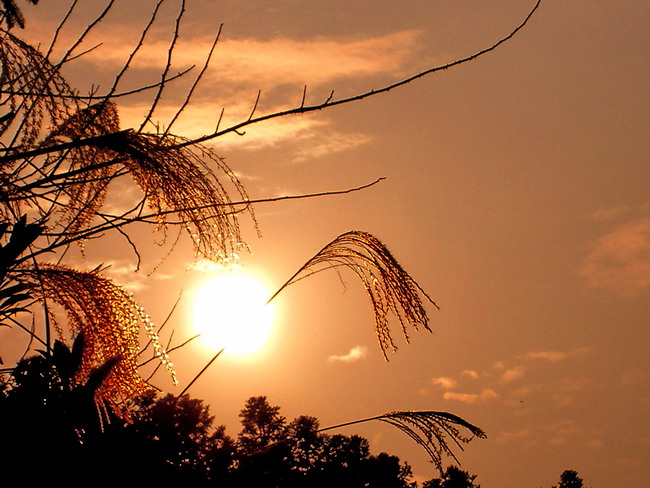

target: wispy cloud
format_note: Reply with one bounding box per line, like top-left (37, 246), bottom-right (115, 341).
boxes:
top-left (442, 388), bottom-right (498, 404)
top-left (432, 376), bottom-right (458, 390)
top-left (328, 345), bottom-right (368, 363)
top-left (68, 28), bottom-right (421, 153)
top-left (462, 369), bottom-right (480, 379)
top-left (496, 429), bottom-right (531, 444)
top-left (580, 217), bottom-right (650, 296)
top-left (421, 346), bottom-right (590, 407)
top-left (82, 30), bottom-right (422, 86)
top-left (501, 366), bottom-right (525, 384)
top-left (522, 347), bottom-right (588, 362)
top-left (589, 205), bottom-right (632, 222)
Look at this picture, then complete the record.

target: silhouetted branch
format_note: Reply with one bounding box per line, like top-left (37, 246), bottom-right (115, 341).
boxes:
top-left (164, 22), bottom-right (222, 137)
top-left (177, 0), bottom-right (542, 149)
top-left (139, 0), bottom-right (184, 132)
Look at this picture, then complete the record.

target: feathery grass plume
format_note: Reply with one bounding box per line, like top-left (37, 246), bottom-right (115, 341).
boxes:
top-left (0, 27), bottom-right (74, 152)
top-left (270, 231), bottom-right (439, 358)
top-left (24, 264), bottom-right (176, 416)
top-left (377, 411), bottom-right (486, 473)
top-left (319, 410), bottom-right (486, 474)
top-left (37, 102), bottom-right (122, 233)
top-left (117, 131), bottom-right (255, 262)
top-left (0, 0), bottom-right (38, 30)
top-left (4, 105), bottom-right (254, 263)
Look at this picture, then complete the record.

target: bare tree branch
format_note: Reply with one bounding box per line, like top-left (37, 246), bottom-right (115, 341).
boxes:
top-left (176, 0), bottom-right (542, 148)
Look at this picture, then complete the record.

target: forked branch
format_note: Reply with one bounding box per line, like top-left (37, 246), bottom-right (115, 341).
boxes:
top-left (178, 0), bottom-right (542, 148)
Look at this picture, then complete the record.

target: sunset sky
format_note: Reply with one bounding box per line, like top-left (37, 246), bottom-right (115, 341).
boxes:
top-left (3, 1), bottom-right (649, 486)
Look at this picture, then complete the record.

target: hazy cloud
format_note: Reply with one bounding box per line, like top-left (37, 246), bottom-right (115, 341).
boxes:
top-left (580, 217), bottom-right (650, 296)
top-left (442, 388), bottom-right (498, 404)
top-left (589, 205), bottom-right (632, 222)
top-left (117, 94), bottom-right (371, 157)
top-left (462, 369), bottom-right (480, 379)
top-left (328, 345), bottom-right (368, 363)
top-left (74, 29), bottom-right (421, 152)
top-left (522, 347), bottom-right (588, 362)
top-left (431, 376), bottom-right (458, 390)
top-left (546, 420), bottom-right (582, 446)
top-left (619, 370), bottom-right (650, 386)
top-left (496, 429), bottom-right (531, 444)
top-left (501, 366), bottom-right (525, 384)
top-left (291, 132), bottom-right (372, 163)
top-left (587, 439), bottom-right (605, 449)
top-left (85, 30), bottom-right (422, 86)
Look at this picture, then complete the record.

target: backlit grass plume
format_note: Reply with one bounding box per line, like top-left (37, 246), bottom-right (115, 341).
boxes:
top-left (319, 410), bottom-right (486, 474)
top-left (7, 99), bottom-right (254, 263)
top-left (0, 27), bottom-right (74, 151)
top-left (24, 264), bottom-right (175, 416)
top-left (116, 130), bottom-right (254, 262)
top-left (269, 231), bottom-right (439, 358)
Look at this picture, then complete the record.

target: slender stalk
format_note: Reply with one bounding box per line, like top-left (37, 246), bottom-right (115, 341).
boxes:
top-left (317, 414), bottom-right (385, 433)
top-left (175, 347), bottom-right (224, 401)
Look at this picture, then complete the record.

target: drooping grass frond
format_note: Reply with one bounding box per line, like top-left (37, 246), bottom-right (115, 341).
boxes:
top-left (318, 410), bottom-right (486, 474)
top-left (4, 101), bottom-right (254, 263)
top-left (117, 131), bottom-right (255, 262)
top-left (270, 231), bottom-right (438, 358)
top-left (0, 28), bottom-right (75, 151)
top-left (377, 411), bottom-right (486, 473)
top-left (0, 0), bottom-right (37, 30)
top-left (23, 264), bottom-right (176, 415)
top-left (37, 102), bottom-right (122, 233)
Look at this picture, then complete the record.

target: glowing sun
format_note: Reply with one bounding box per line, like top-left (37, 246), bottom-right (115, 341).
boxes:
top-left (192, 272), bottom-right (275, 357)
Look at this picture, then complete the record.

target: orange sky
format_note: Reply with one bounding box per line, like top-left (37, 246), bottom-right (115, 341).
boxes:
top-left (4, 1), bottom-right (650, 486)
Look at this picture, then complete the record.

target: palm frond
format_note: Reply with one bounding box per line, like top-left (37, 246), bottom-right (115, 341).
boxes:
top-left (23, 264), bottom-right (176, 415)
top-left (270, 231), bottom-right (438, 358)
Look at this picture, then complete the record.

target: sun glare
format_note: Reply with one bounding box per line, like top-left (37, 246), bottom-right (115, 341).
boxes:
top-left (192, 271), bottom-right (275, 357)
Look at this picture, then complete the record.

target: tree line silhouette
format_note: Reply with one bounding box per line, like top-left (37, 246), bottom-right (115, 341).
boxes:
top-left (0, 338), bottom-right (585, 487)
top-left (0, 339), bottom-right (468, 486)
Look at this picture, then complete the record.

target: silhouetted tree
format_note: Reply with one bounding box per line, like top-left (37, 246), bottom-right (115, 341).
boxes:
top-left (238, 395), bottom-right (287, 453)
top-left (552, 470), bottom-right (584, 488)
top-left (233, 396), bottom-right (418, 488)
top-left (0, 334), bottom-right (148, 481)
top-left (129, 393), bottom-right (217, 472)
top-left (422, 465), bottom-right (481, 488)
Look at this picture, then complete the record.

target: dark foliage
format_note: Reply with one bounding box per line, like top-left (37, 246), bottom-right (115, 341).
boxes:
top-left (552, 469), bottom-right (584, 488)
top-left (0, 357), bottom-right (420, 486)
top-left (422, 465), bottom-right (481, 488)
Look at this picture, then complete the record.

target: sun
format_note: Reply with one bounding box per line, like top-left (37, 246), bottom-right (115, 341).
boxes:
top-left (192, 271), bottom-right (276, 357)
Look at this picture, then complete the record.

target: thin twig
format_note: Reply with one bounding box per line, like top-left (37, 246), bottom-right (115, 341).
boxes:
top-left (163, 24), bottom-right (223, 137)
top-left (176, 0), bottom-right (542, 149)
